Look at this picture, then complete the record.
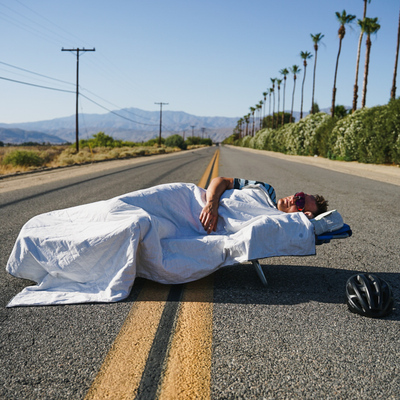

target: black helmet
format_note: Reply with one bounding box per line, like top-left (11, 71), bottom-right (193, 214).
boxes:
top-left (346, 274), bottom-right (394, 318)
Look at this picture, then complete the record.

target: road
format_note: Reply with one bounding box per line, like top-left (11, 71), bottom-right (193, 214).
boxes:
top-left (0, 145), bottom-right (399, 399)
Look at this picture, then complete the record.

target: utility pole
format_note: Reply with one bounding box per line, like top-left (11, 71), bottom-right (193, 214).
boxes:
top-left (191, 125), bottom-right (195, 138)
top-left (62, 47), bottom-right (95, 152)
top-left (201, 127), bottom-right (205, 138)
top-left (155, 102), bottom-right (168, 146)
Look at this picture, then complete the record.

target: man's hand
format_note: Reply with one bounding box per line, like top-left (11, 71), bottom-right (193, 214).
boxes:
top-left (199, 177), bottom-right (233, 234)
top-left (199, 201), bottom-right (219, 234)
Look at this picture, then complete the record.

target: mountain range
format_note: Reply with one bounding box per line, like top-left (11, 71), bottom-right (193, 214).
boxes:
top-left (0, 108), bottom-right (240, 145)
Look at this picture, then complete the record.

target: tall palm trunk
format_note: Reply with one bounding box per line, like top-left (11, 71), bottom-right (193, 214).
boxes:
top-left (291, 77), bottom-right (297, 123)
top-left (332, 11), bottom-right (356, 117)
top-left (268, 91), bottom-right (272, 128)
top-left (352, 34), bottom-right (363, 112)
top-left (300, 62), bottom-right (307, 119)
top-left (352, 1), bottom-right (369, 112)
top-left (311, 44), bottom-right (318, 113)
top-left (277, 83), bottom-right (281, 121)
top-left (361, 35), bottom-right (372, 108)
top-left (271, 79), bottom-right (276, 129)
top-left (332, 34), bottom-right (343, 117)
top-left (391, 8), bottom-right (400, 100)
top-left (282, 77), bottom-right (287, 125)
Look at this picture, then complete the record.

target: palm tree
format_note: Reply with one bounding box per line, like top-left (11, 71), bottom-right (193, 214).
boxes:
top-left (290, 65), bottom-right (301, 123)
top-left (250, 106), bottom-right (256, 136)
top-left (300, 51), bottom-right (313, 119)
top-left (310, 33), bottom-right (324, 114)
top-left (238, 118), bottom-right (244, 139)
top-left (332, 10), bottom-right (356, 117)
top-left (360, 17), bottom-right (381, 108)
top-left (268, 88), bottom-right (273, 127)
top-left (276, 79), bottom-right (282, 120)
top-left (353, 0), bottom-right (371, 112)
top-left (391, 7), bottom-right (400, 100)
top-left (244, 114), bottom-right (250, 137)
top-left (270, 78), bottom-right (276, 128)
top-left (258, 100), bottom-right (263, 130)
top-left (262, 91), bottom-right (267, 121)
top-left (280, 68), bottom-right (289, 125)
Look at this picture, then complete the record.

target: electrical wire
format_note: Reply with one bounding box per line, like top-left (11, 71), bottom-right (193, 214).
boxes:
top-left (80, 94), bottom-right (158, 127)
top-left (0, 1), bottom-right (156, 114)
top-left (0, 76), bottom-right (75, 93)
top-left (0, 61), bottom-right (75, 87)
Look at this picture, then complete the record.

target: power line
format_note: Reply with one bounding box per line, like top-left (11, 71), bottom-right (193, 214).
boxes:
top-left (0, 75), bottom-right (75, 93)
top-left (0, 59), bottom-right (155, 122)
top-left (0, 60), bottom-right (75, 87)
top-left (0, 2), bottom-right (156, 113)
top-left (80, 94), bottom-right (158, 126)
top-left (0, 73), bottom-right (158, 127)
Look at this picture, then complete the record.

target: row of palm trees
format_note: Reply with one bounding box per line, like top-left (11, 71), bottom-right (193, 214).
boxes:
top-left (236, 1), bottom-right (400, 138)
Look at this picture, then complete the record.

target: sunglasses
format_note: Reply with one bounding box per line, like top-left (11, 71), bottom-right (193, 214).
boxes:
top-left (294, 192), bottom-right (306, 212)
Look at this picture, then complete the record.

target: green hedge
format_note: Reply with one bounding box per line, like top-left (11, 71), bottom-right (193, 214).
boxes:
top-left (226, 98), bottom-right (400, 165)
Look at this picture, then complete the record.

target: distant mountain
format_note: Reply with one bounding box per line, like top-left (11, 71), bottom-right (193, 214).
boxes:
top-left (0, 107), bottom-right (338, 145)
top-left (0, 108), bottom-right (239, 144)
top-left (0, 127), bottom-right (66, 144)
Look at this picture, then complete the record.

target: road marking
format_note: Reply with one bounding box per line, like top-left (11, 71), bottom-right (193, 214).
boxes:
top-left (85, 147), bottom-right (219, 400)
top-left (197, 148), bottom-right (220, 189)
top-left (84, 281), bottom-right (170, 400)
top-left (156, 149), bottom-right (219, 399)
top-left (158, 276), bottom-right (214, 400)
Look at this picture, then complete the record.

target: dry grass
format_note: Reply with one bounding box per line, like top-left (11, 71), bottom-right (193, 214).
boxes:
top-left (0, 144), bottom-right (188, 176)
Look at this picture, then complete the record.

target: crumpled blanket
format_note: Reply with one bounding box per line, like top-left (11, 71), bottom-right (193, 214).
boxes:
top-left (6, 183), bottom-right (315, 307)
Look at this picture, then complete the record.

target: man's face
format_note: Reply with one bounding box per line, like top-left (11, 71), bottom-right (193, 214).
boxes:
top-left (277, 193), bottom-right (318, 219)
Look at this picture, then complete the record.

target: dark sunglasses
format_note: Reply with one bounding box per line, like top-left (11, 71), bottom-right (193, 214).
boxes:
top-left (294, 192), bottom-right (306, 212)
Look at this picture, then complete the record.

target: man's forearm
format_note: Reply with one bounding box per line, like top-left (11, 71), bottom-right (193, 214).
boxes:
top-left (199, 177), bottom-right (234, 233)
top-left (205, 177), bottom-right (234, 205)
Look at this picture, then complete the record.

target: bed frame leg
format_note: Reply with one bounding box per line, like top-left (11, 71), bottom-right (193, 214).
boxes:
top-left (251, 259), bottom-right (268, 286)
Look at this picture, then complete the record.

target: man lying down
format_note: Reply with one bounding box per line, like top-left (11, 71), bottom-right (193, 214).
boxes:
top-left (6, 177), bottom-right (329, 307)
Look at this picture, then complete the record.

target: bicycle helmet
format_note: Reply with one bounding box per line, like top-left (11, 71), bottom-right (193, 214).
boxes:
top-left (346, 273), bottom-right (394, 318)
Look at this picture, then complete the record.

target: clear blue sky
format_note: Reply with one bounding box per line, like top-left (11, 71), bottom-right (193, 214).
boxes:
top-left (0, 0), bottom-right (398, 124)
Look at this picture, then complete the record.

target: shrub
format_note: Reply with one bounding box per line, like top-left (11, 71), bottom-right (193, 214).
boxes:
top-left (143, 138), bottom-right (165, 146)
top-left (165, 134), bottom-right (187, 150)
top-left (185, 136), bottom-right (212, 146)
top-left (2, 150), bottom-right (44, 167)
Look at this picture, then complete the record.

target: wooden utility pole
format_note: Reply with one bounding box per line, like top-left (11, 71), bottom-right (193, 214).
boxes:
top-left (155, 102), bottom-right (168, 146)
top-left (62, 47), bottom-right (95, 152)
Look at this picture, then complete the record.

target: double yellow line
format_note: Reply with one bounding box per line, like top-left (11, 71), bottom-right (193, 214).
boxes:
top-left (85, 149), bottom-right (220, 400)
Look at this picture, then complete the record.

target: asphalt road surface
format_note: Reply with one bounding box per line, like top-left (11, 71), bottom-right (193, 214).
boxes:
top-left (0, 145), bottom-right (399, 399)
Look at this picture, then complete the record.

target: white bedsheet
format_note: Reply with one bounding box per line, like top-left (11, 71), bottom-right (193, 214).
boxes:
top-left (6, 183), bottom-right (315, 307)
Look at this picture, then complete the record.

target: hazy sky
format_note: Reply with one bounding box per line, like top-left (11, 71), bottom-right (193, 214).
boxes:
top-left (0, 0), bottom-right (398, 124)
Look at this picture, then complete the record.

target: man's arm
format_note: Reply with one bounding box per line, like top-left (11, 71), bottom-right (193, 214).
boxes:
top-left (199, 177), bottom-right (233, 234)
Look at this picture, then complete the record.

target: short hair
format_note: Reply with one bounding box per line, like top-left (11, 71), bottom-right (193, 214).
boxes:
top-left (313, 194), bottom-right (328, 217)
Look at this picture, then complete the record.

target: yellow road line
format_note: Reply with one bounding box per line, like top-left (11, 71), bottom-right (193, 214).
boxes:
top-left (197, 148), bottom-right (220, 189)
top-left (158, 149), bottom-right (219, 399)
top-left (158, 276), bottom-right (214, 400)
top-left (85, 147), bottom-right (220, 400)
top-left (85, 281), bottom-right (170, 400)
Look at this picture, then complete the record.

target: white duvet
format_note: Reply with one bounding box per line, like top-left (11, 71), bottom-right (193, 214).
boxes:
top-left (6, 183), bottom-right (315, 307)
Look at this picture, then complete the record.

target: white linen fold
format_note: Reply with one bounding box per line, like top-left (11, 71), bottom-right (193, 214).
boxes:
top-left (6, 183), bottom-right (315, 307)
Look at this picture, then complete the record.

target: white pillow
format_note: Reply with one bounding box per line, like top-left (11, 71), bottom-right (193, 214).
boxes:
top-left (311, 210), bottom-right (344, 235)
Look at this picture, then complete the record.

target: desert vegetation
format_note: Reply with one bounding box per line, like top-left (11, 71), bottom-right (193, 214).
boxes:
top-left (0, 132), bottom-right (212, 176)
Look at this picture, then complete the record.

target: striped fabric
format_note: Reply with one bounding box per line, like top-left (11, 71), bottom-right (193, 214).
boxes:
top-left (233, 178), bottom-right (277, 206)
